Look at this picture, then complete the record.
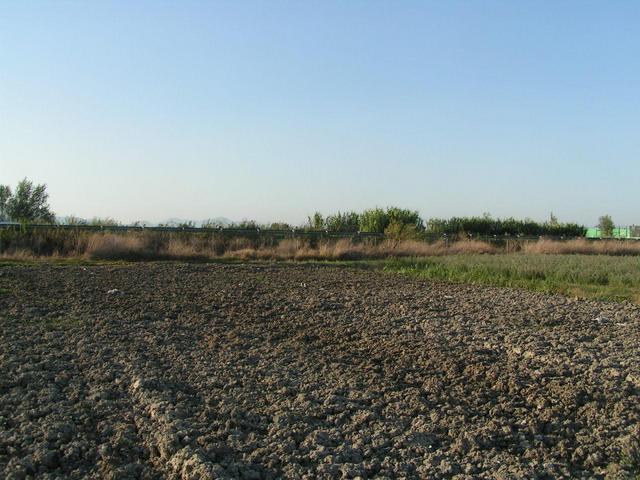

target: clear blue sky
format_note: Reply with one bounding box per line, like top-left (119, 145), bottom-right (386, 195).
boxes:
top-left (1, 1), bottom-right (638, 225)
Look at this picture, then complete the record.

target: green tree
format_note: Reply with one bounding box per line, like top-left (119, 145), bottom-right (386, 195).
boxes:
top-left (359, 208), bottom-right (388, 233)
top-left (325, 211), bottom-right (359, 232)
top-left (269, 222), bottom-right (291, 230)
top-left (598, 215), bottom-right (615, 237)
top-left (236, 219), bottom-right (258, 229)
top-left (384, 219), bottom-right (419, 248)
top-left (89, 217), bottom-right (121, 226)
top-left (0, 185), bottom-right (11, 221)
top-left (307, 212), bottom-right (325, 230)
top-left (386, 207), bottom-right (424, 231)
top-left (359, 207), bottom-right (424, 233)
top-left (0, 178), bottom-right (55, 223)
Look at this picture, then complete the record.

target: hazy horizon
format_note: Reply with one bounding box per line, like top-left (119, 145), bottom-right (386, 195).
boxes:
top-left (2, 1), bottom-right (639, 226)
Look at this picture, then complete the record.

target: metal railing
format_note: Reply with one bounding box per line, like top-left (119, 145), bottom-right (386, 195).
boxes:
top-left (1, 223), bottom-right (638, 241)
top-left (0, 222), bottom-right (384, 239)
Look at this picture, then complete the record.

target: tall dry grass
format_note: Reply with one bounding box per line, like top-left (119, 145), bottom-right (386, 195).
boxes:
top-left (83, 234), bottom-right (212, 260)
top-left (0, 234), bottom-right (504, 261)
top-left (83, 234), bottom-right (151, 260)
top-left (523, 238), bottom-right (640, 255)
top-left (0, 249), bottom-right (37, 261)
top-left (220, 238), bottom-right (497, 261)
top-left (3, 231), bottom-right (640, 262)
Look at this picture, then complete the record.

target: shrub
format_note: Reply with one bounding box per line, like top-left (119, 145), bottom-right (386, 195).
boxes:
top-left (384, 219), bottom-right (420, 247)
top-left (426, 214), bottom-right (585, 237)
top-left (325, 211), bottom-right (360, 232)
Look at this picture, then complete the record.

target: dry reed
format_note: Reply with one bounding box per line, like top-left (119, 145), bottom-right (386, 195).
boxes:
top-left (83, 234), bottom-right (151, 260)
top-left (523, 239), bottom-right (640, 255)
top-left (3, 231), bottom-right (640, 262)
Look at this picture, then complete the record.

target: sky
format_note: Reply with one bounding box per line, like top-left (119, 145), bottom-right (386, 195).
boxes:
top-left (1, 1), bottom-right (639, 226)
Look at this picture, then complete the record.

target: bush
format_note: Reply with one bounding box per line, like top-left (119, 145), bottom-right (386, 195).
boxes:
top-left (359, 207), bottom-right (424, 233)
top-left (325, 211), bottom-right (360, 232)
top-left (384, 219), bottom-right (420, 247)
top-left (426, 214), bottom-right (585, 237)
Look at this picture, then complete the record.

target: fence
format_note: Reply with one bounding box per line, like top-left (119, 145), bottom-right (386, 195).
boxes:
top-left (0, 223), bottom-right (384, 256)
top-left (4, 222), bottom-right (640, 240)
top-left (0, 223), bottom-right (383, 239)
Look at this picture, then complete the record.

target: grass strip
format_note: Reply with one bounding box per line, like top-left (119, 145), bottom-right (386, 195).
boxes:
top-left (380, 254), bottom-right (640, 303)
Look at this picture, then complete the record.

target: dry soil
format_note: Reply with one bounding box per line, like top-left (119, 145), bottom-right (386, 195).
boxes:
top-left (1, 263), bottom-right (639, 479)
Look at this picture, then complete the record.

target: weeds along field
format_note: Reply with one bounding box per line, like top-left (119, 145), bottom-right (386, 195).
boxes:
top-left (523, 238), bottom-right (640, 255)
top-left (2, 229), bottom-right (640, 261)
top-left (0, 230), bottom-right (498, 261)
top-left (384, 254), bottom-right (640, 303)
top-left (3, 229), bottom-right (640, 304)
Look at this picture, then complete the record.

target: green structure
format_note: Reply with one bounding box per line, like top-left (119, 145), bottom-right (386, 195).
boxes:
top-left (586, 226), bottom-right (640, 239)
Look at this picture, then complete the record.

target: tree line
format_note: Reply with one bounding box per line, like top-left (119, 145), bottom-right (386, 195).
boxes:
top-left (425, 214), bottom-right (585, 237)
top-left (304, 209), bottom-right (586, 237)
top-left (0, 178), bottom-right (619, 238)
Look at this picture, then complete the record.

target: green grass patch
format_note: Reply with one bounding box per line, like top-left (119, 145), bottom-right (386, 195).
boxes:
top-left (2, 254), bottom-right (639, 304)
top-left (381, 254), bottom-right (640, 303)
